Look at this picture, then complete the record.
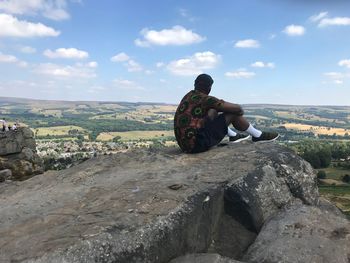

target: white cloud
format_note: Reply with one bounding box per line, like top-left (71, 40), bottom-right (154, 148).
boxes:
top-left (167, 51), bottom-right (221, 76)
top-left (0, 52), bottom-right (28, 67)
top-left (43, 48), bottom-right (89, 59)
top-left (87, 61), bottom-right (98, 68)
top-left (251, 61), bottom-right (275, 68)
top-left (283, 25), bottom-right (306, 36)
top-left (114, 79), bottom-right (144, 90)
top-left (134, 39), bottom-right (149, 48)
top-left (126, 60), bottom-right (143, 72)
top-left (234, 39), bottom-right (260, 48)
top-left (0, 0), bottom-right (74, 21)
top-left (0, 14), bottom-right (60, 38)
top-left (111, 52), bottom-right (130, 62)
top-left (225, 69), bottom-right (256, 79)
top-left (75, 62), bottom-right (98, 68)
top-left (179, 8), bottom-right (188, 18)
top-left (44, 7), bottom-right (70, 21)
top-left (251, 61), bottom-right (264, 67)
top-left (17, 61), bottom-right (28, 67)
top-left (156, 62), bottom-right (165, 68)
top-left (339, 59), bottom-right (350, 68)
top-left (324, 72), bottom-right (344, 79)
top-left (110, 52), bottom-right (143, 72)
top-left (178, 8), bottom-right (197, 22)
top-left (19, 45), bottom-right (36, 53)
top-left (33, 63), bottom-right (97, 78)
top-left (135, 25), bottom-right (205, 47)
top-left (319, 17), bottom-right (350, 27)
top-left (309, 12), bottom-right (328, 22)
top-left (310, 12), bottom-right (350, 27)
top-left (0, 52), bottom-right (18, 63)
top-left (324, 72), bottom-right (349, 85)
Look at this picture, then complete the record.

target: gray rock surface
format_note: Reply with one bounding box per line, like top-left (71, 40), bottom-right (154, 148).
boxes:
top-left (0, 128), bottom-right (43, 180)
top-left (224, 146), bottom-right (318, 231)
top-left (243, 199), bottom-right (350, 263)
top-left (0, 142), bottom-right (320, 262)
top-left (0, 169), bottom-right (12, 182)
top-left (208, 213), bottom-right (257, 259)
top-left (169, 253), bottom-right (243, 263)
top-left (0, 127), bottom-right (36, 155)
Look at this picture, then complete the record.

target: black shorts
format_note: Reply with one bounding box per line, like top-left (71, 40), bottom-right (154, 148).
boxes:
top-left (191, 114), bottom-right (227, 153)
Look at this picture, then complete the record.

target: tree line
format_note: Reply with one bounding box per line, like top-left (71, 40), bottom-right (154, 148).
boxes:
top-left (288, 140), bottom-right (350, 169)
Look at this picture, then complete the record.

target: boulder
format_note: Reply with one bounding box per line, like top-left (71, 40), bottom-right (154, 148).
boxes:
top-left (243, 199), bottom-right (350, 263)
top-left (0, 169), bottom-right (12, 182)
top-left (0, 155), bottom-right (44, 180)
top-left (0, 142), bottom-right (327, 263)
top-left (0, 128), bottom-right (36, 156)
top-left (208, 212), bottom-right (257, 259)
top-left (0, 128), bottom-right (43, 180)
top-left (224, 146), bottom-right (318, 231)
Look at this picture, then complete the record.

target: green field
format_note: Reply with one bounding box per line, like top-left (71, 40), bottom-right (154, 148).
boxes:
top-left (319, 185), bottom-right (350, 217)
top-left (97, 130), bottom-right (174, 141)
top-left (317, 164), bottom-right (350, 217)
top-left (32, 125), bottom-right (87, 137)
top-left (318, 166), bottom-right (350, 180)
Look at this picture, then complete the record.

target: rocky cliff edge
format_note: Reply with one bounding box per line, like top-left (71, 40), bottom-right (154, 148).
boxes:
top-left (0, 142), bottom-right (349, 263)
top-left (0, 127), bottom-right (43, 181)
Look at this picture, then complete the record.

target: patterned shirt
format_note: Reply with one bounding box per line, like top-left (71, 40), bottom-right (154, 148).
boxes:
top-left (174, 90), bottom-right (224, 152)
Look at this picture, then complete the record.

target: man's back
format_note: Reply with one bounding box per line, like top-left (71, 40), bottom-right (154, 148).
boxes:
top-left (174, 90), bottom-right (223, 152)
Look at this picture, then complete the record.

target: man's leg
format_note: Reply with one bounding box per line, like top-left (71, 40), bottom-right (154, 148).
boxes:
top-left (225, 114), bottom-right (262, 137)
top-left (224, 114), bottom-right (278, 142)
top-left (227, 127), bottom-right (237, 137)
top-left (208, 109), bottom-right (238, 137)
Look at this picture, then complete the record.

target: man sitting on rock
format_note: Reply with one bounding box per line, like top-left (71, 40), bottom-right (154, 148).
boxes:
top-left (174, 73), bottom-right (279, 153)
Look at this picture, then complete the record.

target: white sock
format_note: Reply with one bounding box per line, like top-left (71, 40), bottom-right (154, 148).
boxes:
top-left (245, 124), bottom-right (262, 138)
top-left (227, 127), bottom-right (237, 137)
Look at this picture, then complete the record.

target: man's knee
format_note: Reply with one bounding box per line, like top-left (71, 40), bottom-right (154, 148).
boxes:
top-left (224, 113), bottom-right (245, 125)
top-left (235, 105), bottom-right (244, 116)
top-left (224, 113), bottom-right (237, 125)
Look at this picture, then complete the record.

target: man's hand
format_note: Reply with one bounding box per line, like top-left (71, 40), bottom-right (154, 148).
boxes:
top-left (217, 101), bottom-right (244, 116)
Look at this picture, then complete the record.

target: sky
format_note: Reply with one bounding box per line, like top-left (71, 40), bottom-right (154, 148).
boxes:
top-left (0, 0), bottom-right (350, 105)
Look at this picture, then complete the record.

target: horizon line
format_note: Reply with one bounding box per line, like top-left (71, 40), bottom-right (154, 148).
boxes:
top-left (0, 96), bottom-right (350, 108)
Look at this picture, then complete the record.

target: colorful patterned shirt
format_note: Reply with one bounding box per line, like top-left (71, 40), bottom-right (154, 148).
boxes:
top-left (174, 90), bottom-right (224, 152)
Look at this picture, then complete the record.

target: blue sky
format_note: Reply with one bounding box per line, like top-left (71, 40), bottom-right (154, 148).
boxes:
top-left (0, 0), bottom-right (350, 105)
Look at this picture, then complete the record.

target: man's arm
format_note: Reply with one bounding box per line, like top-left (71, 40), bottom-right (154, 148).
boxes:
top-left (216, 101), bottom-right (244, 116)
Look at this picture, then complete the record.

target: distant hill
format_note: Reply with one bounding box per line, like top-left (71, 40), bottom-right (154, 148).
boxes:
top-left (0, 96), bottom-right (176, 108)
top-left (2, 96), bottom-right (350, 108)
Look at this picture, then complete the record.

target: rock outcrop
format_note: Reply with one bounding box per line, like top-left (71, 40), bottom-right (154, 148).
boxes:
top-left (243, 199), bottom-right (350, 263)
top-left (0, 127), bottom-right (43, 180)
top-left (0, 142), bottom-right (348, 263)
top-left (0, 169), bottom-right (12, 182)
top-left (169, 253), bottom-right (243, 263)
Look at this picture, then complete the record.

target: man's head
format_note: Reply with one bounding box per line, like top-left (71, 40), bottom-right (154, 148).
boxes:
top-left (194, 74), bottom-right (213, 94)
